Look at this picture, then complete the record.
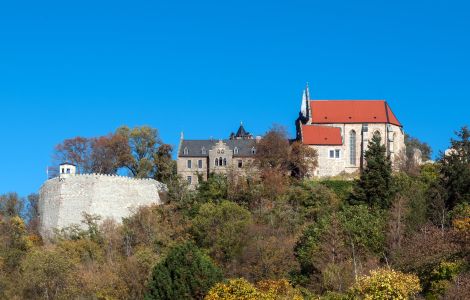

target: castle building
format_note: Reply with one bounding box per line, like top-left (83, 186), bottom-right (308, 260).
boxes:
top-left (177, 124), bottom-right (258, 187)
top-left (296, 85), bottom-right (405, 177)
top-left (38, 163), bottom-right (166, 238)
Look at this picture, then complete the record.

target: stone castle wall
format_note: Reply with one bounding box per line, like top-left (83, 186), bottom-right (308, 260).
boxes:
top-left (39, 174), bottom-right (166, 238)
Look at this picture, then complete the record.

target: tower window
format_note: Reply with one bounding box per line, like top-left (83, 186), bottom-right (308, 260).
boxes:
top-left (350, 130), bottom-right (356, 165)
top-left (219, 157), bottom-right (223, 166)
top-left (66, 168), bottom-right (71, 174)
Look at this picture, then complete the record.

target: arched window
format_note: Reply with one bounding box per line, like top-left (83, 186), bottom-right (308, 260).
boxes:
top-left (219, 157), bottom-right (223, 166)
top-left (349, 130), bottom-right (356, 165)
top-left (223, 158), bottom-right (227, 166)
top-left (215, 158), bottom-right (219, 166)
top-left (251, 147), bottom-right (256, 155)
top-left (234, 147), bottom-right (239, 154)
top-left (183, 147), bottom-right (188, 155)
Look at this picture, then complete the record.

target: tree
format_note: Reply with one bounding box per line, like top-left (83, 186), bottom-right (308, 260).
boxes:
top-left (349, 134), bottom-right (394, 209)
top-left (20, 247), bottom-right (78, 299)
top-left (54, 136), bottom-right (92, 173)
top-left (145, 242), bottom-right (223, 300)
top-left (349, 268), bottom-right (421, 299)
top-left (117, 126), bottom-right (164, 178)
top-left (405, 133), bottom-right (432, 162)
top-left (438, 126), bottom-right (470, 210)
top-left (205, 278), bottom-right (265, 300)
top-left (90, 133), bottom-right (131, 174)
top-left (255, 125), bottom-right (318, 179)
top-left (289, 141), bottom-right (318, 179)
top-left (154, 144), bottom-right (176, 183)
top-left (0, 193), bottom-right (23, 218)
top-left (191, 201), bottom-right (252, 263)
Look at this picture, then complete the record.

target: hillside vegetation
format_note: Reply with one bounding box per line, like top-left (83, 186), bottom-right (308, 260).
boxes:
top-left (0, 126), bottom-right (469, 300)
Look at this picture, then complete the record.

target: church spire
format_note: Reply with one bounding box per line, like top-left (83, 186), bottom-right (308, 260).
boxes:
top-left (300, 82), bottom-right (311, 123)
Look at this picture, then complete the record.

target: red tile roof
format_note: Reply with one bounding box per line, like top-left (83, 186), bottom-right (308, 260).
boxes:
top-left (301, 125), bottom-right (343, 145)
top-left (310, 100), bottom-right (401, 126)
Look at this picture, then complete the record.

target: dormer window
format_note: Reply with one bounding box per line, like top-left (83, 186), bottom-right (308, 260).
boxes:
top-left (251, 147), bottom-right (256, 155)
top-left (234, 147), bottom-right (239, 155)
top-left (183, 147), bottom-right (189, 155)
top-left (201, 147), bottom-right (206, 155)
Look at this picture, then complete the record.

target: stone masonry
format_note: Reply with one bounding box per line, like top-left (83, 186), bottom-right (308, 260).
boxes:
top-left (38, 173), bottom-right (166, 238)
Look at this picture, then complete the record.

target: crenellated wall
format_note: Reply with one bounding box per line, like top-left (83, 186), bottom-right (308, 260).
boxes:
top-left (38, 173), bottom-right (166, 238)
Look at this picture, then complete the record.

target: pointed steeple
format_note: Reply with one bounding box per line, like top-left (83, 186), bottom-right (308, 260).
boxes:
top-left (300, 83), bottom-right (311, 123)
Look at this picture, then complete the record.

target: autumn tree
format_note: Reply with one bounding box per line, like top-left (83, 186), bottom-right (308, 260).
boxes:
top-left (349, 268), bottom-right (421, 299)
top-left (191, 201), bottom-right (252, 263)
top-left (145, 242), bottom-right (223, 300)
top-left (349, 134), bottom-right (394, 209)
top-left (255, 125), bottom-right (318, 179)
top-left (54, 136), bottom-right (92, 173)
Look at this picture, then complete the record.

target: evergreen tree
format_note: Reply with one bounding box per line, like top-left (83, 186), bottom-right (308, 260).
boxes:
top-left (145, 242), bottom-right (223, 300)
top-left (439, 126), bottom-right (470, 210)
top-left (349, 134), bottom-right (393, 209)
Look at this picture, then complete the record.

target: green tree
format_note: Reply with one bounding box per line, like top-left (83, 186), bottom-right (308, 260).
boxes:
top-left (145, 242), bottom-right (223, 300)
top-left (349, 134), bottom-right (394, 209)
top-left (439, 126), bottom-right (470, 210)
top-left (192, 201), bottom-right (252, 263)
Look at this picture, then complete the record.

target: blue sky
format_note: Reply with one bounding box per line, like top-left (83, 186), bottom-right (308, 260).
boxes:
top-left (1, 0), bottom-right (469, 196)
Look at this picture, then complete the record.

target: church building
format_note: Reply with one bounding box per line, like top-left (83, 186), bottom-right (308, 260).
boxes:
top-left (296, 85), bottom-right (405, 177)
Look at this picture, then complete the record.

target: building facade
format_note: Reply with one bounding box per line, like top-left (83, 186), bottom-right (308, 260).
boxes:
top-left (177, 124), bottom-right (258, 187)
top-left (296, 85), bottom-right (406, 177)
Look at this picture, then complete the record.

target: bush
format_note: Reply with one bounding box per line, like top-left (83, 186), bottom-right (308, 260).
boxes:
top-left (145, 242), bottom-right (224, 300)
top-left (349, 268), bottom-right (421, 299)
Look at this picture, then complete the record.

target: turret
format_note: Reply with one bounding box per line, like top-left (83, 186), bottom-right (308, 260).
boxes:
top-left (59, 163), bottom-right (76, 178)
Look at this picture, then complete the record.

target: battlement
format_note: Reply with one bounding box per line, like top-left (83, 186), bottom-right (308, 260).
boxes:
top-left (39, 172), bottom-right (167, 239)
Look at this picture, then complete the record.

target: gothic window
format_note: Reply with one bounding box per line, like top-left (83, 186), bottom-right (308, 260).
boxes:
top-left (223, 158), bottom-right (227, 166)
top-left (215, 158), bottom-right (219, 166)
top-left (219, 157), bottom-right (223, 166)
top-left (350, 130), bottom-right (356, 165)
top-left (187, 160), bottom-right (192, 169)
top-left (234, 147), bottom-right (239, 154)
top-left (183, 147), bottom-right (189, 155)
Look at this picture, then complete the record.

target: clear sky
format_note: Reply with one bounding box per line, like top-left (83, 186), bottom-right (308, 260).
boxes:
top-left (1, 0), bottom-right (469, 196)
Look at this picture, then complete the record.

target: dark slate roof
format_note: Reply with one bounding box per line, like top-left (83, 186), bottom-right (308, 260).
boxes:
top-left (236, 124), bottom-right (249, 138)
top-left (179, 139), bottom-right (257, 157)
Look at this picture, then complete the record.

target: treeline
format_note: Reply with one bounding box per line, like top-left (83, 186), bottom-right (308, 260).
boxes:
top-left (0, 125), bottom-right (468, 299)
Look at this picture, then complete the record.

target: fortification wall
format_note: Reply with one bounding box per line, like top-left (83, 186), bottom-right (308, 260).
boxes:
top-left (39, 174), bottom-right (166, 238)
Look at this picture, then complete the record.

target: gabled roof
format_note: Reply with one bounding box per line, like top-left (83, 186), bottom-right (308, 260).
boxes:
top-left (309, 100), bottom-right (401, 126)
top-left (301, 125), bottom-right (343, 145)
top-left (179, 139), bottom-right (257, 157)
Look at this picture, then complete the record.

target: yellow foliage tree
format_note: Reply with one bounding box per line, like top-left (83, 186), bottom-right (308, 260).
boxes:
top-left (349, 268), bottom-right (421, 300)
top-left (205, 278), bottom-right (303, 300)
